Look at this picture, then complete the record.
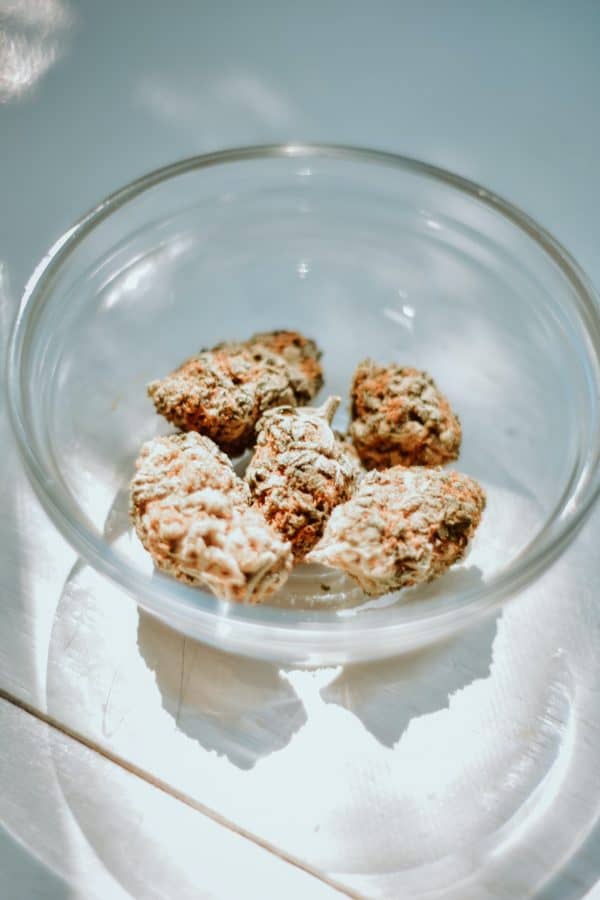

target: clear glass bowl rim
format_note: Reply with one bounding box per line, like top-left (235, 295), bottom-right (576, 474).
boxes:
top-left (7, 143), bottom-right (600, 661)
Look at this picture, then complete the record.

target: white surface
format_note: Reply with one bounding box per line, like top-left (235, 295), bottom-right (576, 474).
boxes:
top-left (0, 697), bottom-right (342, 899)
top-left (2, 2), bottom-right (600, 897)
top-left (24, 538), bottom-right (600, 897)
top-left (2, 253), bottom-right (600, 895)
top-left (2, 373), bottom-right (600, 898)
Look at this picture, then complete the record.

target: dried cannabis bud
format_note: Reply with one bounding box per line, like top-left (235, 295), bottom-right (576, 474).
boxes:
top-left (249, 330), bottom-right (323, 403)
top-left (246, 397), bottom-right (360, 560)
top-left (308, 466), bottom-right (485, 596)
top-left (130, 432), bottom-right (293, 603)
top-left (334, 430), bottom-right (366, 484)
top-left (350, 360), bottom-right (461, 469)
top-left (147, 331), bottom-right (323, 456)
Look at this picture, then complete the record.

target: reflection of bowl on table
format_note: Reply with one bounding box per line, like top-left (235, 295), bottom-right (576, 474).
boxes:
top-left (8, 145), bottom-right (600, 664)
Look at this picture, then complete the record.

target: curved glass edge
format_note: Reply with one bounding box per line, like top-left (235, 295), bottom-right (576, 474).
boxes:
top-left (6, 144), bottom-right (600, 662)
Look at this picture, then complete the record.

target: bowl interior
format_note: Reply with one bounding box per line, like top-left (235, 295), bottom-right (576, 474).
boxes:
top-left (12, 148), bottom-right (600, 663)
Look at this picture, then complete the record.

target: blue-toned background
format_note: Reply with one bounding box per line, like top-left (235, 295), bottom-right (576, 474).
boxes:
top-left (2, 1), bottom-right (599, 298)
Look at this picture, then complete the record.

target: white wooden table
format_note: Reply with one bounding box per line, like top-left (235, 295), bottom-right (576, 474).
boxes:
top-left (2, 2), bottom-right (600, 896)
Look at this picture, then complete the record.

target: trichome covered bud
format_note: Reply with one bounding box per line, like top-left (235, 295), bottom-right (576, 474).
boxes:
top-left (249, 330), bottom-right (323, 403)
top-left (246, 396), bottom-right (359, 560)
top-left (130, 432), bottom-right (292, 603)
top-left (148, 331), bottom-right (323, 456)
top-left (308, 466), bottom-right (485, 596)
top-left (350, 360), bottom-right (461, 469)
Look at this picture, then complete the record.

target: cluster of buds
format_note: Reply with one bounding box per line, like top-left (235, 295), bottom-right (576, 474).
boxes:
top-left (132, 331), bottom-right (485, 603)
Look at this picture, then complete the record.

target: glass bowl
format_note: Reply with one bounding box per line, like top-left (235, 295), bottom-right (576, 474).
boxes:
top-left (7, 145), bottom-right (600, 665)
